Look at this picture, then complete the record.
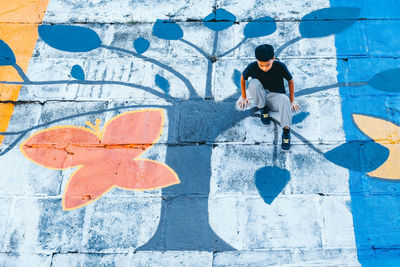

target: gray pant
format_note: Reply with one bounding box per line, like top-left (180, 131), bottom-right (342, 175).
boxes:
top-left (248, 78), bottom-right (292, 128)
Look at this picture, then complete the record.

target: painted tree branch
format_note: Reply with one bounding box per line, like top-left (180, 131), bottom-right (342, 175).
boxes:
top-left (217, 37), bottom-right (248, 58)
top-left (102, 45), bottom-right (201, 99)
top-left (179, 39), bottom-right (210, 59)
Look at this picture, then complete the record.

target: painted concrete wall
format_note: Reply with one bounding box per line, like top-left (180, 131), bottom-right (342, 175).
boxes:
top-left (0, 0), bottom-right (398, 266)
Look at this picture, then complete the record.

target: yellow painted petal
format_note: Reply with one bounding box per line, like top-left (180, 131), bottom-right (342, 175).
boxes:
top-left (352, 114), bottom-right (400, 180)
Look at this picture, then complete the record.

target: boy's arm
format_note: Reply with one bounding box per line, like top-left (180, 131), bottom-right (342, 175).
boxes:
top-left (239, 75), bottom-right (249, 109)
top-left (288, 79), bottom-right (300, 112)
top-left (241, 75), bottom-right (247, 99)
top-left (288, 79), bottom-right (294, 102)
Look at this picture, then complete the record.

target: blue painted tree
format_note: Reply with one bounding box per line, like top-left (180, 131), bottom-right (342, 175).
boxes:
top-left (1, 6), bottom-right (390, 252)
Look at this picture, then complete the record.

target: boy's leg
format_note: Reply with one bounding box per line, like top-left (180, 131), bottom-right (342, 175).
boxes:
top-left (247, 79), bottom-right (271, 125)
top-left (247, 79), bottom-right (267, 108)
top-left (265, 93), bottom-right (292, 128)
top-left (266, 93), bottom-right (292, 150)
top-left (249, 79), bottom-right (271, 125)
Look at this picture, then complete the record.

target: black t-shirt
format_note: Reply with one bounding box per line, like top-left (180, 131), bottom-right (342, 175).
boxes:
top-left (242, 60), bottom-right (293, 94)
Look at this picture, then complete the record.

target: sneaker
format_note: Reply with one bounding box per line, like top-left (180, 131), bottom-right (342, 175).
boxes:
top-left (281, 129), bottom-right (291, 151)
top-left (260, 106), bottom-right (271, 125)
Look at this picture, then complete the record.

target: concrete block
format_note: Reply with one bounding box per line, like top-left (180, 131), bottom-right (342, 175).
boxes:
top-left (5, 198), bottom-right (85, 252)
top-left (178, 100), bottom-right (247, 143)
top-left (216, 0), bottom-right (329, 21)
top-left (132, 251), bottom-right (212, 267)
top-left (365, 20), bottom-right (400, 56)
top-left (81, 196), bottom-right (161, 251)
top-left (213, 249), bottom-right (360, 266)
top-left (333, 0), bottom-right (400, 19)
top-left (44, 0), bottom-right (216, 23)
top-left (0, 103), bottom-right (42, 147)
top-left (213, 250), bottom-right (293, 267)
top-left (321, 196), bottom-right (356, 247)
top-left (0, 253), bottom-right (51, 267)
top-left (209, 195), bottom-right (323, 250)
top-left (0, 198), bottom-right (12, 251)
top-left (0, 149), bottom-right (63, 197)
top-left (350, 194), bottom-right (400, 247)
top-left (290, 248), bottom-right (360, 266)
top-left (342, 57), bottom-right (400, 98)
top-left (289, 144), bottom-right (350, 195)
top-left (38, 101), bottom-right (109, 128)
top-left (51, 253), bottom-right (130, 267)
top-left (210, 143), bottom-right (286, 196)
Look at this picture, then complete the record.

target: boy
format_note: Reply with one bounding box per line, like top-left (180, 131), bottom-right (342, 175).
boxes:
top-left (238, 44), bottom-right (300, 151)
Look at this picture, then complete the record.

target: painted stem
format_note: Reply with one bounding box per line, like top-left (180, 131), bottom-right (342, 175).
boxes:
top-left (137, 102), bottom-right (250, 251)
top-left (275, 36), bottom-right (303, 57)
top-left (179, 39), bottom-right (210, 59)
top-left (12, 64), bottom-right (30, 82)
top-left (204, 31), bottom-right (219, 99)
top-left (295, 82), bottom-right (368, 97)
top-left (217, 37), bottom-right (248, 58)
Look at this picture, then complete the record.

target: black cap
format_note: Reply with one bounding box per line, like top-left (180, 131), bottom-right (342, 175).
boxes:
top-left (255, 44), bottom-right (274, 61)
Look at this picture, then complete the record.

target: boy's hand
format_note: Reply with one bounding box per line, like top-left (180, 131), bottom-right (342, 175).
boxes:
top-left (291, 99), bottom-right (300, 112)
top-left (238, 97), bottom-right (249, 109)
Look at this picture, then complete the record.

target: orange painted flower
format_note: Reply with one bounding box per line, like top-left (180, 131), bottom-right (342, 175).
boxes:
top-left (20, 109), bottom-right (180, 210)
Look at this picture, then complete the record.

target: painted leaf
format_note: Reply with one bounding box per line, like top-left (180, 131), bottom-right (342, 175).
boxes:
top-left (232, 69), bottom-right (241, 89)
top-left (152, 19), bottom-right (183, 40)
top-left (243, 16), bottom-right (276, 38)
top-left (38, 25), bottom-right (102, 52)
top-left (115, 159), bottom-right (180, 190)
top-left (134, 37), bottom-right (150, 54)
top-left (0, 39), bottom-right (16, 66)
top-left (155, 74), bottom-right (170, 93)
top-left (255, 166), bottom-right (290, 205)
top-left (299, 7), bottom-right (361, 38)
top-left (292, 112), bottom-right (310, 124)
top-left (324, 141), bottom-right (389, 173)
top-left (70, 64), bottom-right (85, 80)
top-left (21, 109), bottom-right (179, 210)
top-left (203, 8), bottom-right (236, 31)
top-left (352, 114), bottom-right (400, 179)
top-left (21, 127), bottom-right (100, 169)
top-left (368, 68), bottom-right (400, 93)
top-left (63, 164), bottom-right (116, 210)
top-left (102, 109), bottom-right (164, 146)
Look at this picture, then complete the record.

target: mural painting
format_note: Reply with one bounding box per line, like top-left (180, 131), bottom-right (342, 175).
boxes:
top-left (0, 0), bottom-right (399, 265)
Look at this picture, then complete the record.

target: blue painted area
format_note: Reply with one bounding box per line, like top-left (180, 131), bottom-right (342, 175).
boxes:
top-left (299, 7), bottom-right (360, 38)
top-left (70, 65), bottom-right (85, 80)
top-left (155, 74), bottom-right (170, 93)
top-left (324, 141), bottom-right (389, 173)
top-left (133, 37), bottom-right (150, 54)
top-left (232, 69), bottom-right (241, 89)
top-left (203, 8), bottom-right (236, 32)
top-left (292, 112), bottom-right (310, 124)
top-left (331, 0), bottom-right (400, 264)
top-left (152, 20), bottom-right (183, 40)
top-left (368, 68), bottom-right (400, 93)
top-left (255, 167), bottom-right (290, 205)
top-left (243, 16), bottom-right (276, 38)
top-left (0, 40), bottom-right (16, 66)
top-left (38, 25), bottom-right (102, 52)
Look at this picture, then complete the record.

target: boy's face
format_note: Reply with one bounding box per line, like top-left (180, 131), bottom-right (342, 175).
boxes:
top-left (257, 57), bottom-right (275, 72)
